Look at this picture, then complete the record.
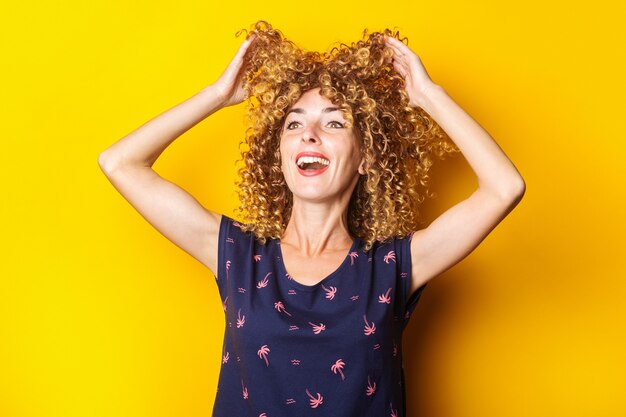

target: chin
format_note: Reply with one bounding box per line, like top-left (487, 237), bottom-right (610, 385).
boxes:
top-left (289, 188), bottom-right (336, 204)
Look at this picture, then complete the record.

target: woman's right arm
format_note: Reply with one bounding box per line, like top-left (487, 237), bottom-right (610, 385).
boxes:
top-left (98, 36), bottom-right (255, 277)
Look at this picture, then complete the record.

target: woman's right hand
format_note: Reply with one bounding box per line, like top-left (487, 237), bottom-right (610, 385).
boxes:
top-left (213, 34), bottom-right (256, 108)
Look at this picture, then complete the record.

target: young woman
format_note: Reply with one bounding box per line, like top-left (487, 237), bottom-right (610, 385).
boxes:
top-left (99, 21), bottom-right (525, 417)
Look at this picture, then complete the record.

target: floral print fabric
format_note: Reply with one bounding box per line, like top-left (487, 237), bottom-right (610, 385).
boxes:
top-left (212, 215), bottom-right (427, 417)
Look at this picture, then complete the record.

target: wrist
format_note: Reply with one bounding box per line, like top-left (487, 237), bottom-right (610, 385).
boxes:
top-left (200, 83), bottom-right (229, 110)
top-left (416, 83), bottom-right (445, 114)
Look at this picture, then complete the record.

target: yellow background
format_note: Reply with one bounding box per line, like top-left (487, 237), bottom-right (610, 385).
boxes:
top-left (2, 0), bottom-right (625, 416)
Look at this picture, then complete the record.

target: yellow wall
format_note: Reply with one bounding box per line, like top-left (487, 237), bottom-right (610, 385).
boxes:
top-left (2, 1), bottom-right (624, 416)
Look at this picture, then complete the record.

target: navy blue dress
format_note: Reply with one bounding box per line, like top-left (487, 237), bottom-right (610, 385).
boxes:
top-left (211, 214), bottom-right (427, 417)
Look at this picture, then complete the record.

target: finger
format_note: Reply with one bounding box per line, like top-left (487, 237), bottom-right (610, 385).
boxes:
top-left (393, 57), bottom-right (411, 73)
top-left (385, 36), bottom-right (409, 50)
top-left (383, 35), bottom-right (400, 48)
top-left (237, 37), bottom-right (255, 57)
top-left (392, 61), bottom-right (408, 78)
top-left (392, 58), bottom-right (407, 70)
top-left (384, 36), bottom-right (407, 51)
top-left (386, 43), bottom-right (409, 63)
top-left (385, 37), bottom-right (415, 59)
top-left (385, 49), bottom-right (404, 68)
top-left (389, 46), bottom-right (422, 73)
top-left (243, 34), bottom-right (257, 50)
top-left (384, 38), bottom-right (403, 54)
top-left (233, 35), bottom-right (256, 61)
top-left (226, 41), bottom-right (254, 74)
top-left (390, 50), bottom-right (409, 70)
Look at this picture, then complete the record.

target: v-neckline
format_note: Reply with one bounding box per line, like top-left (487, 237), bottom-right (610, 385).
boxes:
top-left (275, 237), bottom-right (360, 291)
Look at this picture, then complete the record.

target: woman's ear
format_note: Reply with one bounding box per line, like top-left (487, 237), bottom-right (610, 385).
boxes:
top-left (358, 158), bottom-right (367, 175)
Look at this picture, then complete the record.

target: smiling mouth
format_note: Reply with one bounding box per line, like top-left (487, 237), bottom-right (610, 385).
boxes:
top-left (295, 157), bottom-right (330, 176)
top-left (297, 164), bottom-right (329, 176)
top-left (299, 161), bottom-right (327, 171)
top-left (296, 156), bottom-right (330, 171)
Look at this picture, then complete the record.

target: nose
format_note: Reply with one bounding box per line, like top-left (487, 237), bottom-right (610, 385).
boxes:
top-left (302, 126), bottom-right (320, 143)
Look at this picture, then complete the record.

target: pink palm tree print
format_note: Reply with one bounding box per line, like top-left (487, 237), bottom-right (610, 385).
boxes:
top-left (222, 296), bottom-right (228, 312)
top-left (274, 301), bottom-right (292, 316)
top-left (257, 345), bottom-right (270, 366)
top-left (253, 254), bottom-right (262, 262)
top-left (305, 388), bottom-right (324, 408)
top-left (390, 402), bottom-right (398, 417)
top-left (363, 314), bottom-right (376, 336)
top-left (321, 284), bottom-right (337, 300)
top-left (366, 375), bottom-right (377, 396)
top-left (308, 322), bottom-right (326, 334)
top-left (378, 288), bottom-right (392, 304)
top-left (222, 351), bottom-right (229, 364)
top-left (259, 413), bottom-right (267, 417)
top-left (256, 272), bottom-right (271, 288)
top-left (236, 309), bottom-right (246, 328)
top-left (349, 251), bottom-right (359, 265)
top-left (241, 379), bottom-right (248, 399)
top-left (383, 250), bottom-right (396, 264)
top-left (331, 359), bottom-right (346, 380)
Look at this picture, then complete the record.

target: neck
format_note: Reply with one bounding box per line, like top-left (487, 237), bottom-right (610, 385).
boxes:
top-left (281, 197), bottom-right (354, 257)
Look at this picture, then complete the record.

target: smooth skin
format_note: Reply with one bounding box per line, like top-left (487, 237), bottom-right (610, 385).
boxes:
top-left (277, 87), bottom-right (365, 286)
top-left (98, 33), bottom-right (525, 302)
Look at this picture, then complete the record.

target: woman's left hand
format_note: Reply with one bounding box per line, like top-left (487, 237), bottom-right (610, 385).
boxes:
top-left (385, 36), bottom-right (439, 109)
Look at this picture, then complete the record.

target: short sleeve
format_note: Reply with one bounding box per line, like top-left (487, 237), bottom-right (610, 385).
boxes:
top-left (215, 214), bottom-right (232, 300)
top-left (214, 214), bottom-right (258, 304)
top-left (215, 215), bottom-right (242, 298)
top-left (395, 233), bottom-right (427, 325)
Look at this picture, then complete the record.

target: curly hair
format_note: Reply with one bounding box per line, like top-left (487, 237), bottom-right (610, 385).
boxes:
top-left (233, 21), bottom-right (459, 252)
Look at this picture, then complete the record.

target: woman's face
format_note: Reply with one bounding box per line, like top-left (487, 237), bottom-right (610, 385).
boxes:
top-left (280, 88), bottom-right (365, 204)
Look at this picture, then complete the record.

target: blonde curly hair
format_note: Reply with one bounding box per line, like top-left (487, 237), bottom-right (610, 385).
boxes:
top-left (234, 21), bottom-right (459, 252)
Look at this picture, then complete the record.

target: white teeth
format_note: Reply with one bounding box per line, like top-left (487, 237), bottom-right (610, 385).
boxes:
top-left (296, 156), bottom-right (330, 168)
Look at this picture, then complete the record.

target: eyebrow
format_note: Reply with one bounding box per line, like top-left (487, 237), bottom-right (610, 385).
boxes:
top-left (286, 107), bottom-right (341, 116)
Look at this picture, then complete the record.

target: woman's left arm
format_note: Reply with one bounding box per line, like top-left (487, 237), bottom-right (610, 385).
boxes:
top-left (385, 36), bottom-right (526, 295)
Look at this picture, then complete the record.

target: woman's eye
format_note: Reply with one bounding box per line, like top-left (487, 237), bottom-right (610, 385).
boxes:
top-left (285, 120), bottom-right (343, 130)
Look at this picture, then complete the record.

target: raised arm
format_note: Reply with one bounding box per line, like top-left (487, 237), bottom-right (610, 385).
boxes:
top-left (385, 36), bottom-right (526, 296)
top-left (98, 35), bottom-right (256, 277)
